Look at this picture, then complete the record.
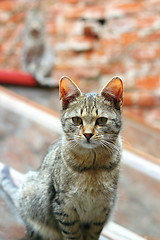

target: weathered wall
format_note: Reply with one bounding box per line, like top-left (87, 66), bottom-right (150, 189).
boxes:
top-left (0, 0), bottom-right (160, 127)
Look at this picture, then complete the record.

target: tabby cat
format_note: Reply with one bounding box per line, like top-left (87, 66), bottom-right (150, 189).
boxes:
top-left (21, 9), bottom-right (55, 86)
top-left (0, 76), bottom-right (123, 240)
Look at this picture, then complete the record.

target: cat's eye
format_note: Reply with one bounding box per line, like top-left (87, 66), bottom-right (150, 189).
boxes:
top-left (72, 117), bottom-right (83, 125)
top-left (96, 117), bottom-right (108, 126)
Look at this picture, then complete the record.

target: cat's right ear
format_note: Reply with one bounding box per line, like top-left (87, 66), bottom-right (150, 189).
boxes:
top-left (60, 76), bottom-right (82, 109)
top-left (100, 77), bottom-right (123, 110)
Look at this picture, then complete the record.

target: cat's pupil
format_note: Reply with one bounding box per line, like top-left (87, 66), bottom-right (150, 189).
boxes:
top-left (96, 117), bottom-right (108, 126)
top-left (72, 117), bottom-right (83, 125)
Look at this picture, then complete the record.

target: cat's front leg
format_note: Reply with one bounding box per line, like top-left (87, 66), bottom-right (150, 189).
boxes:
top-left (85, 205), bottom-right (113, 240)
top-left (53, 207), bottom-right (83, 240)
top-left (84, 215), bottom-right (108, 240)
top-left (25, 225), bottom-right (43, 240)
top-left (84, 222), bottom-right (104, 240)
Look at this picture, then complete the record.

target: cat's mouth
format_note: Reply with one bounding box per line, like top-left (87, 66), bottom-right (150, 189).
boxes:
top-left (79, 139), bottom-right (97, 149)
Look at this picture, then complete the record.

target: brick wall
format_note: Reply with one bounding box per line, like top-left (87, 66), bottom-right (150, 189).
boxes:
top-left (0, 0), bottom-right (160, 127)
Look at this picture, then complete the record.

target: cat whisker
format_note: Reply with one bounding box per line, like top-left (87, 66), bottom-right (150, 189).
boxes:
top-left (100, 139), bottom-right (120, 154)
top-left (107, 140), bottom-right (120, 152)
top-left (65, 138), bottom-right (79, 148)
top-left (101, 144), bottom-right (113, 155)
top-left (100, 141), bottom-right (114, 155)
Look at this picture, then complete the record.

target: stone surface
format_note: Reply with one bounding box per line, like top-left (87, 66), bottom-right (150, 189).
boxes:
top-left (0, 193), bottom-right (25, 240)
top-left (116, 165), bottom-right (160, 238)
top-left (0, 107), bottom-right (60, 173)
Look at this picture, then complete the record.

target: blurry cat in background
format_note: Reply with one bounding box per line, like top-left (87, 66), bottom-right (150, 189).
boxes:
top-left (21, 8), bottom-right (55, 86)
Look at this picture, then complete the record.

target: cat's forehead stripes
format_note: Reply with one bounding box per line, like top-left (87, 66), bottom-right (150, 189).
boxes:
top-left (80, 93), bottom-right (99, 117)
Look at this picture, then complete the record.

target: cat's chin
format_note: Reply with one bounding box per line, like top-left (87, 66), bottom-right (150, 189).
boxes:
top-left (78, 142), bottom-right (98, 150)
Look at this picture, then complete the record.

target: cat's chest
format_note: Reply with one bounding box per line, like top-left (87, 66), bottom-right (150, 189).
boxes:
top-left (57, 169), bottom-right (117, 222)
top-left (74, 191), bottom-right (105, 221)
top-left (66, 171), bottom-right (113, 214)
top-left (68, 169), bottom-right (112, 194)
top-left (68, 177), bottom-right (111, 222)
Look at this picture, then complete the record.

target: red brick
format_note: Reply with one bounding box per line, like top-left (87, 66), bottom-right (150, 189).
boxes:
top-left (137, 92), bottom-right (156, 107)
top-left (101, 62), bottom-right (126, 75)
top-left (53, 65), bottom-right (77, 83)
top-left (9, 11), bottom-right (25, 23)
top-left (145, 108), bottom-right (160, 128)
top-left (63, 6), bottom-right (86, 19)
top-left (63, 5), bottom-right (105, 20)
top-left (55, 21), bottom-right (77, 35)
top-left (131, 44), bottom-right (159, 61)
top-left (99, 38), bottom-right (118, 48)
top-left (145, 32), bottom-right (160, 42)
top-left (124, 91), bottom-right (159, 107)
top-left (136, 16), bottom-right (157, 28)
top-left (69, 36), bottom-right (95, 51)
top-left (115, 2), bottom-right (144, 13)
top-left (84, 6), bottom-right (105, 19)
top-left (121, 32), bottom-right (139, 46)
top-left (0, 56), bottom-right (6, 65)
top-left (0, 1), bottom-right (14, 11)
top-left (156, 48), bottom-right (160, 58)
top-left (123, 92), bottom-right (136, 106)
top-left (155, 95), bottom-right (160, 106)
top-left (136, 76), bottom-right (160, 90)
top-left (123, 107), bottom-right (144, 119)
top-left (73, 65), bottom-right (100, 79)
top-left (47, 22), bottom-right (57, 35)
top-left (61, 0), bottom-right (80, 4)
top-left (84, 50), bottom-right (95, 59)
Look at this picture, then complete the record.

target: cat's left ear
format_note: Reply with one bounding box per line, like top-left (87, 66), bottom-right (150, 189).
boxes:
top-left (60, 76), bottom-right (82, 109)
top-left (100, 77), bottom-right (123, 110)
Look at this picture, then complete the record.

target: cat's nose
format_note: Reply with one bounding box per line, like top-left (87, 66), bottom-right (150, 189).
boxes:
top-left (83, 133), bottom-right (93, 140)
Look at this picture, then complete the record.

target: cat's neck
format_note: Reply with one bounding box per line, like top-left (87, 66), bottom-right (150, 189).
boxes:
top-left (61, 135), bottom-right (120, 173)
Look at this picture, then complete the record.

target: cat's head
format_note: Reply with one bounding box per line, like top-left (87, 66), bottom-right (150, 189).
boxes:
top-left (60, 76), bottom-right (123, 150)
top-left (25, 9), bottom-right (45, 38)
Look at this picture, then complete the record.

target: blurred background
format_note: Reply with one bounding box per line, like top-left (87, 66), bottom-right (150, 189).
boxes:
top-left (0, 0), bottom-right (160, 239)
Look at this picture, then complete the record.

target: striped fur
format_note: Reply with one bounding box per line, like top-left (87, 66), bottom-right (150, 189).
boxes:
top-left (0, 76), bottom-right (123, 240)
